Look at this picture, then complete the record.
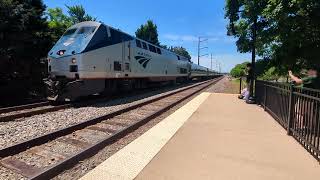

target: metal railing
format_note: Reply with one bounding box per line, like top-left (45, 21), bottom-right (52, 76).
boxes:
top-left (256, 80), bottom-right (320, 160)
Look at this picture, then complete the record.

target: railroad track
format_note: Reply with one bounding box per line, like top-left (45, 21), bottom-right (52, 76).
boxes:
top-left (0, 102), bottom-right (71, 122)
top-left (0, 77), bottom-right (222, 180)
top-left (0, 79), bottom-right (215, 123)
top-left (0, 101), bottom-right (50, 114)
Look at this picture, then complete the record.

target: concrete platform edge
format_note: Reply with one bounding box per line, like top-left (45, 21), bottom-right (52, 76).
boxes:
top-left (79, 92), bottom-right (211, 180)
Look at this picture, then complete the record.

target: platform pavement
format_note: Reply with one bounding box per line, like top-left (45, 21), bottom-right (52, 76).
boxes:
top-left (80, 93), bottom-right (320, 180)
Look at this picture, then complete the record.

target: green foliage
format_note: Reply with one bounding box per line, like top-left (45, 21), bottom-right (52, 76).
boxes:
top-left (262, 0), bottom-right (320, 68)
top-left (47, 8), bottom-right (72, 42)
top-left (259, 67), bottom-right (279, 81)
top-left (169, 46), bottom-right (191, 60)
top-left (225, 0), bottom-right (320, 73)
top-left (47, 5), bottom-right (96, 42)
top-left (225, 0), bottom-right (270, 56)
top-left (66, 5), bottom-right (96, 24)
top-left (230, 62), bottom-right (249, 78)
top-left (135, 20), bottom-right (160, 45)
top-left (0, 0), bottom-right (51, 80)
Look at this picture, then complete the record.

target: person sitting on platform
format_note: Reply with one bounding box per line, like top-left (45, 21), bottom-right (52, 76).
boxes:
top-left (238, 63), bottom-right (253, 100)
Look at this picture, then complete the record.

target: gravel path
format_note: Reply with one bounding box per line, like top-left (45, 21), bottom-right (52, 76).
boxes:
top-left (206, 76), bottom-right (239, 94)
top-left (0, 83), bottom-right (201, 149)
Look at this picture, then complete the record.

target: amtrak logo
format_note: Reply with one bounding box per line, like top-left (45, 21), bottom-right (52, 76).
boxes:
top-left (135, 56), bottom-right (151, 68)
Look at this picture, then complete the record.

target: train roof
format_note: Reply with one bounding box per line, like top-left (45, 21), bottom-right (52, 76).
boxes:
top-left (67, 21), bottom-right (190, 61)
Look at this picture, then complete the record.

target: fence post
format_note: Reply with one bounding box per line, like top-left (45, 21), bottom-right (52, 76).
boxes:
top-left (287, 83), bottom-right (294, 135)
top-left (239, 77), bottom-right (242, 94)
top-left (263, 83), bottom-right (267, 111)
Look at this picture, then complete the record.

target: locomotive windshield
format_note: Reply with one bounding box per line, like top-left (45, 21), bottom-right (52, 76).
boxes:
top-left (77, 26), bottom-right (96, 35)
top-left (63, 28), bottom-right (77, 36)
top-left (49, 25), bottom-right (98, 58)
top-left (48, 23), bottom-right (134, 58)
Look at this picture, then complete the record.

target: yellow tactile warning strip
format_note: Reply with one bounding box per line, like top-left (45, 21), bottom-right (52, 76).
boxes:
top-left (79, 92), bottom-right (211, 180)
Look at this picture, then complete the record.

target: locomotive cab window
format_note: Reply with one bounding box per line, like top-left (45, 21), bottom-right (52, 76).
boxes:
top-left (77, 26), bottom-right (96, 35)
top-left (136, 40), bottom-right (142, 48)
top-left (63, 28), bottom-right (77, 36)
top-left (142, 42), bottom-right (148, 50)
top-left (148, 45), bottom-right (156, 53)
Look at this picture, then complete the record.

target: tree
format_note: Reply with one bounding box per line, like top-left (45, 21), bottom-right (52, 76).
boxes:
top-left (225, 0), bottom-right (270, 56)
top-left (47, 5), bottom-right (96, 42)
top-left (0, 0), bottom-right (51, 79)
top-left (225, 0), bottom-right (320, 74)
top-left (169, 46), bottom-right (191, 60)
top-left (66, 5), bottom-right (96, 24)
top-left (135, 20), bottom-right (160, 45)
top-left (47, 7), bottom-right (72, 42)
top-left (230, 62), bottom-right (249, 78)
top-left (263, 0), bottom-right (320, 69)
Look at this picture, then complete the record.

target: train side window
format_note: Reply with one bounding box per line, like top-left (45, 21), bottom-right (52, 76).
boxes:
top-left (114, 61), bottom-right (121, 71)
top-left (177, 55), bottom-right (180, 60)
top-left (142, 42), bottom-right (148, 50)
top-left (136, 40), bottom-right (142, 48)
top-left (148, 44), bottom-right (156, 53)
top-left (156, 48), bottom-right (161, 54)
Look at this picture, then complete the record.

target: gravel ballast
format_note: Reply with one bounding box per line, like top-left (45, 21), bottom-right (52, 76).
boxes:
top-left (0, 83), bottom-right (207, 149)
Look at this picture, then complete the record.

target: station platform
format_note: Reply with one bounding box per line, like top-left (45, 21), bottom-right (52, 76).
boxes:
top-left (80, 93), bottom-right (320, 180)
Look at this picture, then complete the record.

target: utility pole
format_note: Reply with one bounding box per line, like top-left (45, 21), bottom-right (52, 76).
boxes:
top-left (216, 60), bottom-right (218, 72)
top-left (210, 53), bottom-right (213, 70)
top-left (197, 37), bottom-right (208, 65)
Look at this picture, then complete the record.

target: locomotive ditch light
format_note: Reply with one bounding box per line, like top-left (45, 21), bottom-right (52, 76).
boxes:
top-left (57, 50), bottom-right (66, 56)
top-left (71, 58), bottom-right (76, 64)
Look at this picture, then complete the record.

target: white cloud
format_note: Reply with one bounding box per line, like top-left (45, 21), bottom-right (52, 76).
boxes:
top-left (163, 34), bottom-right (198, 42)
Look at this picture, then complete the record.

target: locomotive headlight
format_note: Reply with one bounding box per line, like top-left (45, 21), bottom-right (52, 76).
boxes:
top-left (71, 58), bottom-right (76, 64)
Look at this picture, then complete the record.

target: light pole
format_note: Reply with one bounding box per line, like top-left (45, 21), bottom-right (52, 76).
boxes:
top-left (228, 0), bottom-right (257, 104)
top-left (247, 17), bottom-right (257, 104)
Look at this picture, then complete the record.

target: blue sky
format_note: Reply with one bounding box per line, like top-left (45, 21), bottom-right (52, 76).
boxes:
top-left (44, 0), bottom-right (251, 72)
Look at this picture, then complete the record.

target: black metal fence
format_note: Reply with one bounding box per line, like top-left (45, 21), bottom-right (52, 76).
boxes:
top-left (256, 80), bottom-right (320, 160)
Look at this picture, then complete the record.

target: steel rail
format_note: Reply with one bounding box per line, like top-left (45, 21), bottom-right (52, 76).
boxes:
top-left (0, 104), bottom-right (71, 122)
top-left (0, 101), bottom-right (50, 114)
top-left (0, 77), bottom-right (220, 122)
top-left (0, 77), bottom-right (222, 158)
top-left (29, 77), bottom-right (222, 180)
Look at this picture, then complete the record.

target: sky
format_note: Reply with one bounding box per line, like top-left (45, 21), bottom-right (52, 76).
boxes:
top-left (43, 0), bottom-right (251, 72)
